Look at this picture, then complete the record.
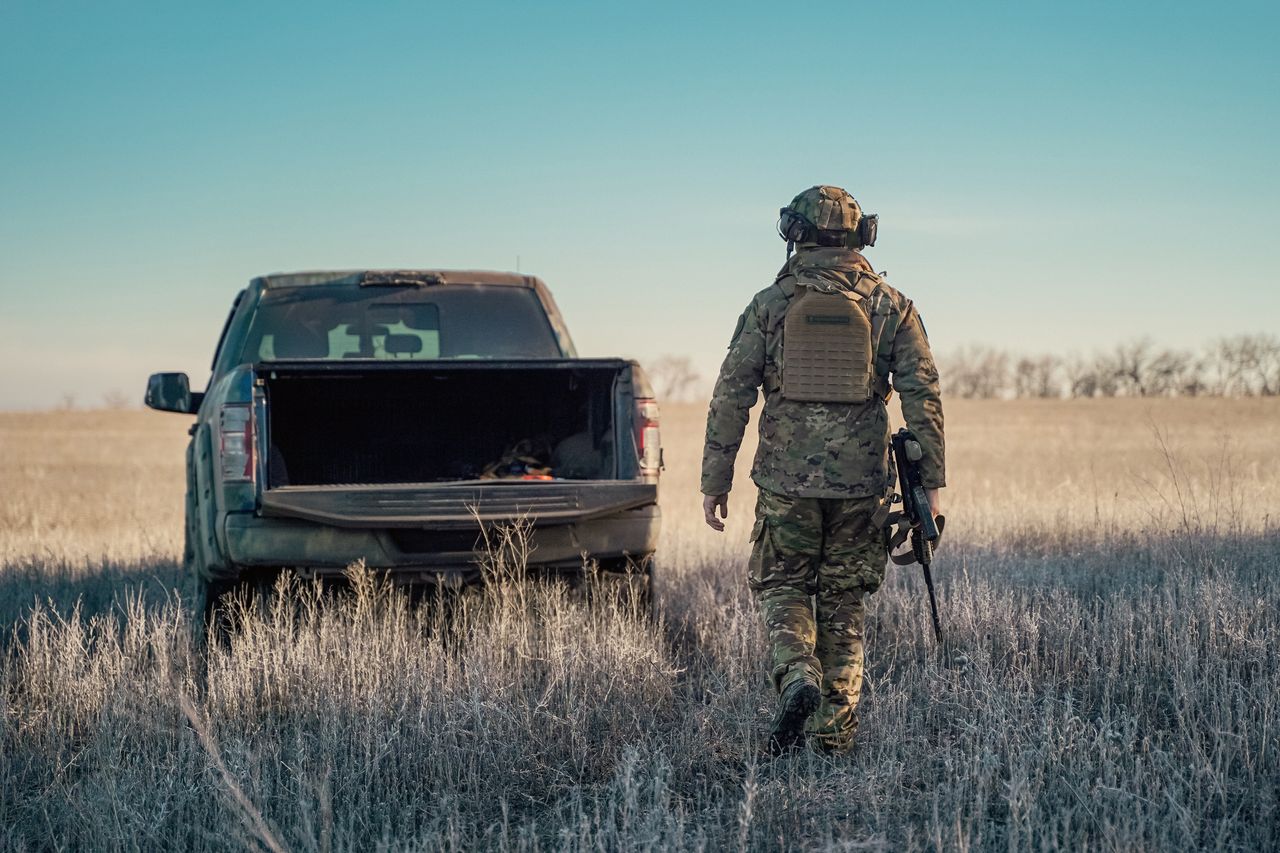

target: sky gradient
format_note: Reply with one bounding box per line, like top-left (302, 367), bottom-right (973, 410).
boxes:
top-left (1, 1), bottom-right (1277, 408)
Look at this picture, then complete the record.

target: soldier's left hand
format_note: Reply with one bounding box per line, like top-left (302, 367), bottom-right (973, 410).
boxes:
top-left (925, 488), bottom-right (942, 519)
top-left (702, 493), bottom-right (729, 532)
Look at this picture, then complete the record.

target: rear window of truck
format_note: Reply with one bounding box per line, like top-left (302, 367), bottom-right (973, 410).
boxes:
top-left (241, 284), bottom-right (563, 361)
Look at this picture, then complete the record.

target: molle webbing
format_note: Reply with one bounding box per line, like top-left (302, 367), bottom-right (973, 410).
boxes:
top-left (781, 283), bottom-right (874, 404)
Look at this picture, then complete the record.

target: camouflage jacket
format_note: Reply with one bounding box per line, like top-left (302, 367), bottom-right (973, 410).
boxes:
top-left (701, 247), bottom-right (945, 499)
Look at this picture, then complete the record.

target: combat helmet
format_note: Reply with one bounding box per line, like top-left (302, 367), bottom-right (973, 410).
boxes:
top-left (778, 185), bottom-right (878, 257)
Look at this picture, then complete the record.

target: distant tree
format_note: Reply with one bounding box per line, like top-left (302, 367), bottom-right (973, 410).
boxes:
top-left (1013, 355), bottom-right (1062, 398)
top-left (1251, 335), bottom-right (1280, 396)
top-left (1145, 349), bottom-right (1202, 397)
top-left (943, 345), bottom-right (1011, 399)
top-left (1179, 359), bottom-right (1212, 397)
top-left (647, 355), bottom-right (703, 402)
top-left (1214, 333), bottom-right (1280, 396)
top-left (1088, 352), bottom-right (1122, 397)
top-left (941, 334), bottom-right (1275, 400)
top-left (1112, 339), bottom-right (1155, 397)
top-left (1064, 356), bottom-right (1099, 398)
top-left (102, 390), bottom-right (131, 410)
top-left (1205, 340), bottom-right (1242, 396)
top-left (57, 393), bottom-right (77, 411)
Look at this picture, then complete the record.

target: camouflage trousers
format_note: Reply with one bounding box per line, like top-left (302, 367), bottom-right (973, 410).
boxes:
top-left (748, 488), bottom-right (887, 752)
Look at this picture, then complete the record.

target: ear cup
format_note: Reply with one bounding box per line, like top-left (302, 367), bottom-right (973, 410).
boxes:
top-left (777, 208), bottom-right (813, 244)
top-left (858, 213), bottom-right (878, 248)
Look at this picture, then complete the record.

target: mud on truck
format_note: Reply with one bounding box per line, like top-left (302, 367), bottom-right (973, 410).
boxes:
top-left (146, 270), bottom-right (662, 626)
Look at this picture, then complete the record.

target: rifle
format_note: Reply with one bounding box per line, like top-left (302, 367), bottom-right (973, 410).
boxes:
top-left (888, 427), bottom-right (945, 645)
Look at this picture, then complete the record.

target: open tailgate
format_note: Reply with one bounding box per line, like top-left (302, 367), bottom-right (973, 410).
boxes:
top-left (260, 481), bottom-right (657, 528)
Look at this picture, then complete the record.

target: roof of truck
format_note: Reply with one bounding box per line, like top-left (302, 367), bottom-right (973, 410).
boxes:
top-left (251, 269), bottom-right (540, 289)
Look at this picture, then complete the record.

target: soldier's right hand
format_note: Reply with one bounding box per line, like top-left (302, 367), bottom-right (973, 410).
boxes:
top-left (702, 493), bottom-right (729, 532)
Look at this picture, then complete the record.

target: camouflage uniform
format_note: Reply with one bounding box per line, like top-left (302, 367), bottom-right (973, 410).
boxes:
top-left (702, 244), bottom-right (945, 752)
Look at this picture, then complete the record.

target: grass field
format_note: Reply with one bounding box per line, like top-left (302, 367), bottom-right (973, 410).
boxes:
top-left (1, 399), bottom-right (1278, 850)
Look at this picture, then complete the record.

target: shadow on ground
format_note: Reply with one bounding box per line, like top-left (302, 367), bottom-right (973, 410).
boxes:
top-left (0, 556), bottom-right (182, 639)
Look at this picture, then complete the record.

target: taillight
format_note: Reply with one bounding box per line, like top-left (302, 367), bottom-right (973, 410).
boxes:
top-left (635, 398), bottom-right (661, 475)
top-left (219, 404), bottom-right (255, 483)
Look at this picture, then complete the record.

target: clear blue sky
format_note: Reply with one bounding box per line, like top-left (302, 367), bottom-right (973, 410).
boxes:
top-left (1, 1), bottom-right (1276, 408)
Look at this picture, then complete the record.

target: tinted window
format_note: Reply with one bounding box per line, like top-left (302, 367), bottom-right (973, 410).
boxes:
top-left (240, 285), bottom-right (563, 362)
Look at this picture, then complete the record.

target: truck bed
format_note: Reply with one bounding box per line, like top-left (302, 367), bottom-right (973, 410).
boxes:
top-left (256, 359), bottom-right (651, 527)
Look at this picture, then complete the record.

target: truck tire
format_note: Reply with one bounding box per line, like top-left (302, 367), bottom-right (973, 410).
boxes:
top-left (190, 574), bottom-right (241, 647)
top-left (597, 554), bottom-right (654, 616)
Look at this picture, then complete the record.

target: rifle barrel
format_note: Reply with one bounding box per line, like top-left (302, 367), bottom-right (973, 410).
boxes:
top-left (921, 562), bottom-right (943, 645)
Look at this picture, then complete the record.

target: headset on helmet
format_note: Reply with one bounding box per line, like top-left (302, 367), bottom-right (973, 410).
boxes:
top-left (777, 185), bottom-right (878, 258)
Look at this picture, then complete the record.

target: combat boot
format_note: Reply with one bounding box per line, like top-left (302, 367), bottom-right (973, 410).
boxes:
top-left (767, 677), bottom-right (821, 755)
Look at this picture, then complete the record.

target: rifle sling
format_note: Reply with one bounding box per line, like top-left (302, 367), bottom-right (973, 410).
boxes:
top-left (883, 512), bottom-right (946, 566)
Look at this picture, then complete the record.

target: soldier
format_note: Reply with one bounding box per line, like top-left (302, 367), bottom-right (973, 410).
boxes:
top-left (701, 185), bottom-right (945, 755)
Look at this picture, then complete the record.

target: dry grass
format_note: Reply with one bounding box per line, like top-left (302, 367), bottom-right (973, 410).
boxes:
top-left (1, 400), bottom-right (1278, 850)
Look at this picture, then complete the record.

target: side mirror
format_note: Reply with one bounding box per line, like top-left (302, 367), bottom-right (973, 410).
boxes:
top-left (145, 372), bottom-right (195, 413)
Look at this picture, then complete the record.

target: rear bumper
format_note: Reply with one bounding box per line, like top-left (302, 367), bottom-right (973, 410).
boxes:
top-left (220, 504), bottom-right (660, 581)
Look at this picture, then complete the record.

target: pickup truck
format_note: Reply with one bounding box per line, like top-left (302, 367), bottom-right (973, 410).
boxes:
top-left (145, 269), bottom-right (662, 624)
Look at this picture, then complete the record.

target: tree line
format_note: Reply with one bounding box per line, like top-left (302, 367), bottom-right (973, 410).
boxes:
top-left (941, 334), bottom-right (1280, 399)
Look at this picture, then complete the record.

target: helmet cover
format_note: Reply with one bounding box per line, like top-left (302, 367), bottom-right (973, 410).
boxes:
top-left (787, 185), bottom-right (862, 234)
